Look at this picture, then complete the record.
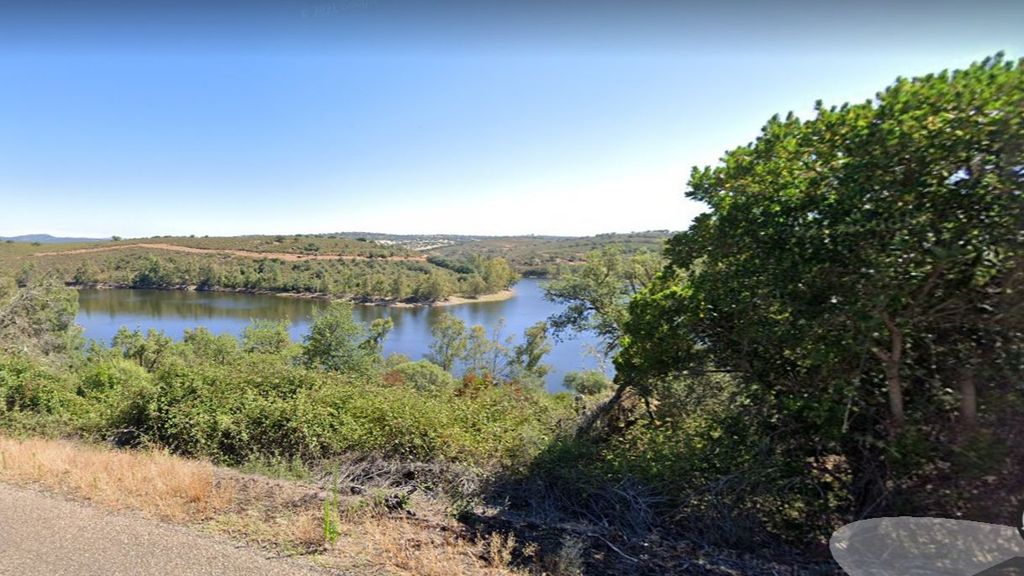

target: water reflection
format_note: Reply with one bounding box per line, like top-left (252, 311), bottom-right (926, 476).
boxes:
top-left (76, 279), bottom-right (607, 392)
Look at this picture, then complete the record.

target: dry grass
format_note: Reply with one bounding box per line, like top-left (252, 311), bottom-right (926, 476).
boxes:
top-left (0, 436), bottom-right (531, 576)
top-left (0, 436), bottom-right (234, 522)
top-left (322, 518), bottom-right (525, 576)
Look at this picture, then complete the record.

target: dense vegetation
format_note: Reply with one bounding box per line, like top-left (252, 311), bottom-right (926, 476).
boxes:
top-left (534, 54), bottom-right (1023, 546)
top-left (1, 243), bottom-right (518, 303)
top-left (0, 279), bottom-right (571, 471)
top-left (1, 56), bottom-right (1019, 573)
top-left (424, 232), bottom-right (672, 277)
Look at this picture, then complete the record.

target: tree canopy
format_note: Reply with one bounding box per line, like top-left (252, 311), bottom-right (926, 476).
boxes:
top-left (615, 54), bottom-right (1023, 527)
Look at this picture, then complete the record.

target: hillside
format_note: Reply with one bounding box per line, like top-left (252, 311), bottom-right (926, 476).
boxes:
top-left (0, 235), bottom-right (517, 304)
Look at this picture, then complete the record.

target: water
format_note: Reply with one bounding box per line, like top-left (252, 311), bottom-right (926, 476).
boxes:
top-left (75, 279), bottom-right (609, 392)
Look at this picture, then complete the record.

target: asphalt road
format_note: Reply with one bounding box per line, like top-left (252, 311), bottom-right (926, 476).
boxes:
top-left (0, 483), bottom-right (332, 576)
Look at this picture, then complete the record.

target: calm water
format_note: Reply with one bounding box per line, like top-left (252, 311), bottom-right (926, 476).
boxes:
top-left (75, 279), bottom-right (608, 392)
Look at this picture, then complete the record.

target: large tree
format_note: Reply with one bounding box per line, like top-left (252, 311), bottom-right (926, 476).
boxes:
top-left (617, 54), bottom-right (1023, 519)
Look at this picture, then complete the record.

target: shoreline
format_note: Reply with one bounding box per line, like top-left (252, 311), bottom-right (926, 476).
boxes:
top-left (71, 282), bottom-right (517, 308)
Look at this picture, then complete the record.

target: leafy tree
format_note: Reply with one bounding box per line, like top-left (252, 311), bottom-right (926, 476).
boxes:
top-left (242, 319), bottom-right (292, 355)
top-left (415, 271), bottom-right (454, 302)
top-left (388, 359), bottom-right (455, 392)
top-left (617, 54), bottom-right (1024, 527)
top-left (481, 257), bottom-right (516, 292)
top-left (545, 246), bottom-right (662, 357)
top-left (463, 274), bottom-right (488, 298)
top-left (0, 277), bottom-right (83, 357)
top-left (361, 317), bottom-right (394, 357)
top-left (510, 321), bottom-right (552, 383)
top-left (426, 313), bottom-right (468, 371)
top-left (563, 370), bottom-right (612, 396)
top-left (463, 323), bottom-right (510, 378)
top-left (301, 301), bottom-right (374, 374)
top-left (183, 327), bottom-right (240, 364)
top-left (113, 328), bottom-right (172, 371)
top-left (131, 256), bottom-right (169, 288)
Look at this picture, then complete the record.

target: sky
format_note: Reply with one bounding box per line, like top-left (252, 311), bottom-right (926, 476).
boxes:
top-left (0, 1), bottom-right (1021, 238)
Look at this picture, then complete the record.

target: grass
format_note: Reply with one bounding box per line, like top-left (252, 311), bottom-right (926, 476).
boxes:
top-left (0, 436), bottom-right (234, 522)
top-left (0, 435), bottom-right (531, 576)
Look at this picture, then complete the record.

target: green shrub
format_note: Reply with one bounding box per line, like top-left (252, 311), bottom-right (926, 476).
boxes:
top-left (241, 319), bottom-right (291, 355)
top-left (387, 360), bottom-right (455, 392)
top-left (0, 355), bottom-right (81, 416)
top-left (562, 370), bottom-right (612, 396)
top-left (77, 357), bottom-right (156, 433)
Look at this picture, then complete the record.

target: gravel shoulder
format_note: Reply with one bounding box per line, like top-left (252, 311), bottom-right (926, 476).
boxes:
top-left (0, 482), bottom-right (335, 576)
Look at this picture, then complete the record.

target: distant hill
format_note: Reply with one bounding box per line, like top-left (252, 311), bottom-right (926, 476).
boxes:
top-left (1, 234), bottom-right (102, 244)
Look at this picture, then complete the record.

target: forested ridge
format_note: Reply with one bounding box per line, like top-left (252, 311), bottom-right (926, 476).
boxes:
top-left (1, 55), bottom-right (1021, 574)
top-left (0, 241), bottom-right (518, 304)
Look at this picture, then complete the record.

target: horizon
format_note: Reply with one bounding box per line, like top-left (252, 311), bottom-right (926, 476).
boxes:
top-left (2, 1), bottom-right (1022, 237)
top-left (1, 229), bottom-right (675, 241)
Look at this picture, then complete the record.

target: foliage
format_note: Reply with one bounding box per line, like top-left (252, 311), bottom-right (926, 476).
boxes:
top-left (427, 313), bottom-right (469, 372)
top-left (0, 241), bottom-right (520, 303)
top-left (241, 319), bottom-right (292, 355)
top-left (386, 359), bottom-right (456, 392)
top-left (425, 231), bottom-right (672, 277)
top-left (612, 54), bottom-right (1024, 541)
top-left (562, 370), bottom-right (612, 396)
top-left (113, 327), bottom-right (172, 371)
top-left (301, 301), bottom-right (377, 374)
top-left (0, 290), bottom-right (572, 470)
top-left (509, 321), bottom-right (552, 384)
top-left (545, 246), bottom-right (662, 357)
top-left (0, 276), bottom-right (83, 358)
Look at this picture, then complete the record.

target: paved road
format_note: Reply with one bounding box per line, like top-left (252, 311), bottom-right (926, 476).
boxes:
top-left (0, 483), bottom-right (333, 576)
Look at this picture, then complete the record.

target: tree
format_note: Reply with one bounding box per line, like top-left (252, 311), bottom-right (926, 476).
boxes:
top-left (73, 261), bottom-right (99, 285)
top-left (388, 359), bottom-right (455, 392)
top-left (361, 317), bottom-right (394, 357)
top-left (545, 246), bottom-right (662, 357)
top-left (301, 301), bottom-right (374, 374)
top-left (113, 328), bottom-right (172, 371)
top-left (510, 321), bottom-right (552, 383)
top-left (481, 257), bottom-right (516, 292)
top-left (426, 313), bottom-right (467, 372)
top-left (0, 277), bottom-right (83, 357)
top-left (563, 370), bottom-right (613, 396)
top-left (463, 275), bottom-right (488, 298)
top-left (415, 271), bottom-right (454, 302)
top-left (617, 54), bottom-right (1023, 523)
top-left (463, 323), bottom-right (510, 378)
top-left (241, 319), bottom-right (292, 355)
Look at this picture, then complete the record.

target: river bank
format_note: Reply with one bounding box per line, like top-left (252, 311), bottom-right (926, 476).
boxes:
top-left (69, 282), bottom-right (516, 308)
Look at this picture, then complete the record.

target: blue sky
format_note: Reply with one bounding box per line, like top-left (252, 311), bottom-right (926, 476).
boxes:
top-left (1, 1), bottom-right (1021, 238)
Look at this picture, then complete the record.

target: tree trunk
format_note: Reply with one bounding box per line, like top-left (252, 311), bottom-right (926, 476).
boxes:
top-left (885, 359), bottom-right (904, 432)
top-left (871, 312), bottom-right (905, 434)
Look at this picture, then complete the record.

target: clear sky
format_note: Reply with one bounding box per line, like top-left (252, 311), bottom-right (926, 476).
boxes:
top-left (1, 1), bottom-right (1021, 238)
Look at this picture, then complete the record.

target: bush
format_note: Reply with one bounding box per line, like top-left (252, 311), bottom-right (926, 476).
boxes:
top-left (241, 319), bottom-right (291, 355)
top-left (562, 370), bottom-right (612, 396)
top-left (77, 357), bottom-right (156, 433)
top-left (386, 360), bottom-right (455, 392)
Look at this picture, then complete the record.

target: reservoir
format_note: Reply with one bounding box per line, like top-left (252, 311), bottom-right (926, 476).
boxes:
top-left (75, 278), bottom-right (609, 392)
